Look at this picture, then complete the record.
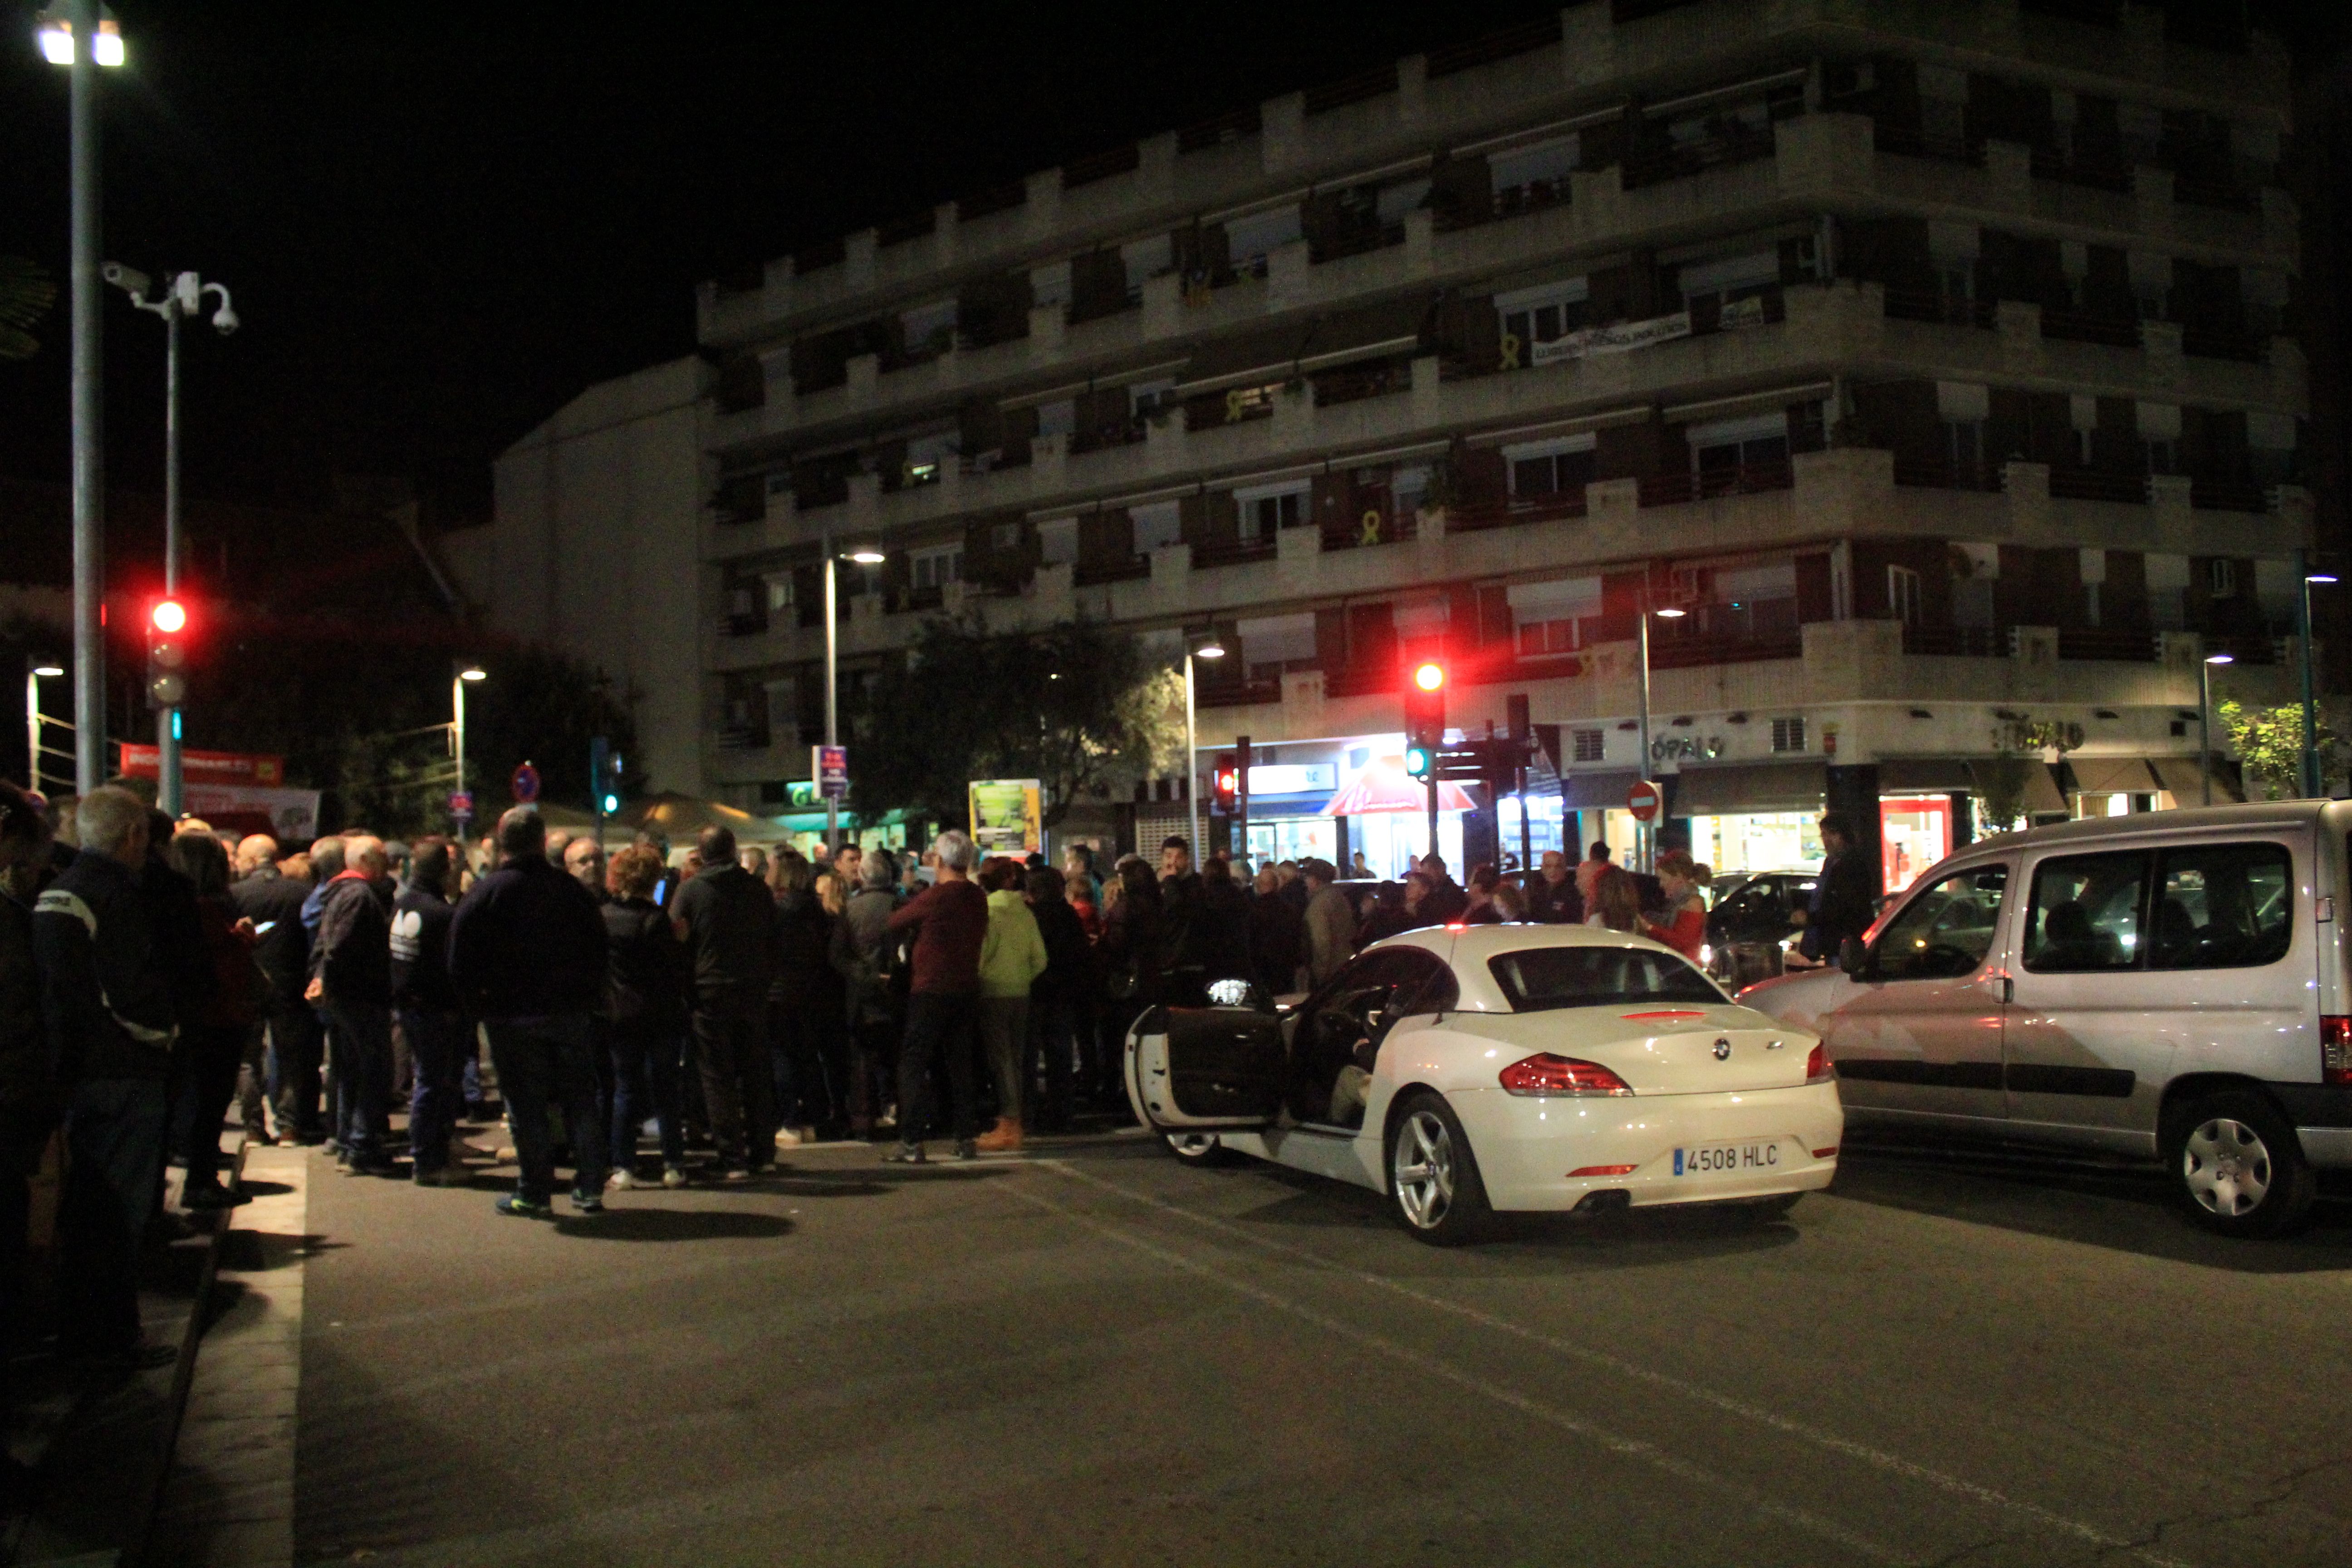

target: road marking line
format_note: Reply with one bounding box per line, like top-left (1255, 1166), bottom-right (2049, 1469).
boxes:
top-left (1036, 1158), bottom-right (2194, 1568)
top-left (1006, 1179), bottom-right (1903, 1564)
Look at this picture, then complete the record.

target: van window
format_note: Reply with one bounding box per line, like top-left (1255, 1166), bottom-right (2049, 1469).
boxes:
top-left (1872, 865), bottom-right (2008, 980)
top-left (2150, 843), bottom-right (2292, 969)
top-left (2022, 853), bottom-right (2148, 972)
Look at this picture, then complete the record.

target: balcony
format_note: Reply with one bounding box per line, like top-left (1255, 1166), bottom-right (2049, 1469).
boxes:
top-left (1639, 461), bottom-right (1793, 507)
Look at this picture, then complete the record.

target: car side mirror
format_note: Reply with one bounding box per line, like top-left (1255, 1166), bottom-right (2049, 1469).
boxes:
top-left (1837, 936), bottom-right (1872, 977)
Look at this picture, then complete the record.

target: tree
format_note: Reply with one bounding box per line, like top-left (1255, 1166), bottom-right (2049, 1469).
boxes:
top-left (1974, 750), bottom-right (2033, 834)
top-left (2217, 699), bottom-right (2342, 800)
top-left (0, 256), bottom-right (56, 362)
top-left (850, 615), bottom-right (1186, 828)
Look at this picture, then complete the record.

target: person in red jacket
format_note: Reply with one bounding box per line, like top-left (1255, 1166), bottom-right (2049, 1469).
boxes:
top-left (882, 828), bottom-right (987, 1164)
top-left (1643, 849), bottom-right (1709, 961)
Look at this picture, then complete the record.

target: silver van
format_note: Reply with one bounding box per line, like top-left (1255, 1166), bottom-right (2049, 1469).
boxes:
top-left (1741, 802), bottom-right (2352, 1237)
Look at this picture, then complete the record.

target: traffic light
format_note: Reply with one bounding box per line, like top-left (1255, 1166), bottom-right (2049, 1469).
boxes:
top-left (1210, 752), bottom-right (1239, 814)
top-left (590, 736), bottom-right (623, 816)
top-left (146, 598), bottom-right (188, 710)
top-left (1402, 657), bottom-right (1446, 779)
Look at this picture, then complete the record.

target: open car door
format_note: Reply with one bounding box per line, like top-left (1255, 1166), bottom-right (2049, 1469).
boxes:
top-left (1126, 1000), bottom-right (1288, 1132)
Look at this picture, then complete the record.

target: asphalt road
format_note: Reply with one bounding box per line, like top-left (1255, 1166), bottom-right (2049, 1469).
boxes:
top-left (264, 1130), bottom-right (2352, 1567)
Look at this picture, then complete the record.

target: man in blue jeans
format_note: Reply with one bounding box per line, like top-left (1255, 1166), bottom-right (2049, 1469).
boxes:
top-left (309, 835), bottom-right (397, 1176)
top-left (448, 808), bottom-right (610, 1217)
top-left (389, 838), bottom-right (466, 1185)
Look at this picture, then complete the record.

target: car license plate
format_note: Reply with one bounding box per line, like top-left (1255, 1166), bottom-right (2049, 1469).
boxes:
top-left (1674, 1141), bottom-right (1780, 1176)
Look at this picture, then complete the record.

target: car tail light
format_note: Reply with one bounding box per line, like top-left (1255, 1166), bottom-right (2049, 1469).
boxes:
top-left (1805, 1043), bottom-right (1834, 1084)
top-left (2325, 1016), bottom-right (2352, 1086)
top-left (1499, 1054), bottom-right (1633, 1097)
top-left (1569, 1163), bottom-right (1638, 1177)
top-left (1811, 1145), bottom-right (1840, 1160)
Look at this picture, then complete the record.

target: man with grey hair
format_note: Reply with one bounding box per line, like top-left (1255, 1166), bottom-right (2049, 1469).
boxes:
top-left (33, 786), bottom-right (179, 1367)
top-left (883, 828), bottom-right (987, 1162)
top-left (309, 834), bottom-right (396, 1176)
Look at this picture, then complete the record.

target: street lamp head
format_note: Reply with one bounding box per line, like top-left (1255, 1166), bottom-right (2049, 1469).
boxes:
top-left (846, 549), bottom-right (886, 565)
top-left (30, 662), bottom-right (64, 679)
top-left (210, 302), bottom-right (239, 336)
top-left (2205, 653), bottom-right (2235, 666)
top-left (459, 666), bottom-right (488, 682)
top-left (2308, 573), bottom-right (2338, 586)
top-left (37, 7), bottom-right (124, 67)
top-left (1653, 606), bottom-right (1687, 619)
top-left (1194, 637), bottom-right (1226, 660)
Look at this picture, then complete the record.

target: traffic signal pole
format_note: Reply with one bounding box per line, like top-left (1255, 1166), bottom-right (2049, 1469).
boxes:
top-left (157, 297), bottom-right (181, 814)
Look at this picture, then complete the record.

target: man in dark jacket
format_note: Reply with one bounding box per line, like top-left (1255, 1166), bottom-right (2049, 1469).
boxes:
top-left (1526, 850), bottom-right (1585, 925)
top-left (309, 835), bottom-right (395, 1176)
top-left (1800, 812), bottom-right (1878, 967)
top-left (1245, 864), bottom-right (1305, 998)
top-left (1024, 866), bottom-right (1090, 1134)
top-left (669, 825), bottom-right (777, 1181)
top-left (1, 780), bottom-right (61, 1406)
top-left (32, 787), bottom-right (179, 1368)
top-left (230, 835), bottom-right (317, 1144)
top-left (883, 829), bottom-right (987, 1163)
top-left (449, 808), bottom-right (610, 1216)
top-left (390, 837), bottom-right (465, 1185)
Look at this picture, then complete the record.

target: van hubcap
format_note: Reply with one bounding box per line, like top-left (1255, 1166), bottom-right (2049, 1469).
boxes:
top-left (1393, 1111), bottom-right (1455, 1230)
top-left (2184, 1118), bottom-right (2272, 1217)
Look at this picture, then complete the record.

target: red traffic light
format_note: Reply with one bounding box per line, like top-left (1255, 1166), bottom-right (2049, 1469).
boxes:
top-left (150, 598), bottom-right (187, 635)
top-left (1412, 660), bottom-right (1446, 692)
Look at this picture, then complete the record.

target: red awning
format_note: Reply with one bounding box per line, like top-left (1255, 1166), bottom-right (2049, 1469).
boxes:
top-left (1325, 761), bottom-right (1478, 816)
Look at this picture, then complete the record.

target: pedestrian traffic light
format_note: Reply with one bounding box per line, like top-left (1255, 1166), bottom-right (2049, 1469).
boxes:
top-left (1404, 742), bottom-right (1434, 780)
top-left (1211, 753), bottom-right (1239, 814)
top-left (146, 598), bottom-right (188, 709)
top-left (590, 736), bottom-right (623, 816)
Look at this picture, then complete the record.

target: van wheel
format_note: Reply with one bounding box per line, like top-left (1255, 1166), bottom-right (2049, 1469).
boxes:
top-left (2164, 1090), bottom-right (2315, 1239)
top-left (1385, 1091), bottom-right (1495, 1246)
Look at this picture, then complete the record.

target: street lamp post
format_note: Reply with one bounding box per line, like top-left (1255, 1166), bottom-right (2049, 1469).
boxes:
top-left (1639, 601), bottom-right (1685, 874)
top-left (453, 665), bottom-right (485, 833)
top-left (40, 3), bottom-right (126, 794)
top-left (2299, 555), bottom-right (2334, 799)
top-left (1183, 631), bottom-right (1225, 863)
top-left (110, 267), bottom-right (237, 815)
top-left (25, 660), bottom-right (66, 797)
top-left (830, 548), bottom-right (886, 857)
top-left (2201, 651), bottom-right (2233, 808)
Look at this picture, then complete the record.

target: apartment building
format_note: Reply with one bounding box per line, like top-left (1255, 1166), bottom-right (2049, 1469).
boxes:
top-left (682, 0), bottom-right (2308, 887)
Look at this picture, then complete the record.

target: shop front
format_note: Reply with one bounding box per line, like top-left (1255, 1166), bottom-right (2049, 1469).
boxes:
top-left (1211, 735), bottom-right (1481, 880)
top-left (1671, 760), bottom-right (1828, 879)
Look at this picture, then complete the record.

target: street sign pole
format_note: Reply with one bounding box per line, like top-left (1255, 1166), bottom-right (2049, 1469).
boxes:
top-left (1235, 734), bottom-right (1251, 870)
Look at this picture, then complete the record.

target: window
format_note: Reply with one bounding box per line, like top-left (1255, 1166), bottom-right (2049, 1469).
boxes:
top-left (1686, 412), bottom-right (1789, 481)
top-left (1030, 260), bottom-right (1071, 310)
top-left (2022, 852), bottom-right (2147, 973)
top-left (1129, 500), bottom-right (1183, 554)
top-left (1504, 434), bottom-right (1597, 498)
top-left (2208, 558), bottom-right (2238, 598)
top-left (1572, 728), bottom-right (1606, 763)
top-left (990, 522), bottom-right (1019, 552)
top-left (1770, 716), bottom-right (1807, 754)
top-left (1519, 618), bottom-right (1578, 658)
top-left (1036, 518), bottom-right (1077, 567)
top-left (2151, 843), bottom-right (2291, 969)
top-left (1487, 133), bottom-right (1579, 197)
top-left (1887, 566), bottom-right (1922, 626)
top-left (1223, 204), bottom-right (1303, 270)
top-left (764, 573), bottom-right (794, 613)
top-left (1488, 945), bottom-right (1725, 1013)
top-left (1494, 277), bottom-right (1591, 363)
top-left (1036, 399), bottom-right (1076, 440)
top-left (1870, 866), bottom-right (2008, 980)
top-left (911, 546), bottom-right (961, 590)
top-left (1233, 481), bottom-right (1308, 540)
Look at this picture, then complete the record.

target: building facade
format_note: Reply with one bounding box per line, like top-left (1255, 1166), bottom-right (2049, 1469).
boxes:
top-left (684, 0), bottom-right (2306, 885)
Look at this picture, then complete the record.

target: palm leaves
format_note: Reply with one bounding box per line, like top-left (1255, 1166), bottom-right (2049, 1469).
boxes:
top-left (0, 255), bottom-right (59, 361)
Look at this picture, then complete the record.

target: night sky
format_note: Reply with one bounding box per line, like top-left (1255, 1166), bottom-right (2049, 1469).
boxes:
top-left (0, 1), bottom-right (1596, 528)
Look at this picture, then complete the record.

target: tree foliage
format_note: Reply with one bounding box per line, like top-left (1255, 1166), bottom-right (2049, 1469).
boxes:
top-left (2217, 699), bottom-right (2342, 800)
top-left (849, 615), bottom-right (1185, 828)
top-left (0, 256), bottom-right (56, 362)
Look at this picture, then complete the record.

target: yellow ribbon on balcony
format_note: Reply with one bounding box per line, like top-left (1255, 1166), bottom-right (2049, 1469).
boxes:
top-left (1359, 509), bottom-right (1384, 546)
top-left (1498, 330), bottom-right (1522, 371)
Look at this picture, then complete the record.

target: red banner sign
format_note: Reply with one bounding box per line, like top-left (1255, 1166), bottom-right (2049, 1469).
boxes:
top-left (117, 745), bottom-right (286, 787)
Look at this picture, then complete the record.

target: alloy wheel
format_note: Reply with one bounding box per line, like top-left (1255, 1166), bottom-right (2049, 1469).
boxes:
top-left (1166, 1132), bottom-right (1219, 1160)
top-left (1392, 1110), bottom-right (1456, 1230)
top-left (2183, 1117), bottom-right (2272, 1218)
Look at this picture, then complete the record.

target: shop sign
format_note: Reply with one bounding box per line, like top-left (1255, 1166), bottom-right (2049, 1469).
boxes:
top-left (1650, 734), bottom-right (1726, 763)
top-left (1993, 717), bottom-right (2084, 755)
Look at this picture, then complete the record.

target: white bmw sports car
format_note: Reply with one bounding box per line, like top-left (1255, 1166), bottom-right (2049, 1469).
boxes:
top-left (1126, 924), bottom-right (1843, 1244)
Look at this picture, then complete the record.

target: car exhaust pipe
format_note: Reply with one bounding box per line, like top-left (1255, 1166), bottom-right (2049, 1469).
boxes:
top-left (1572, 1189), bottom-right (1631, 1218)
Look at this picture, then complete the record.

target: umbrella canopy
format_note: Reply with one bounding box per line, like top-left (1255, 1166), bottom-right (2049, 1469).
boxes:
top-left (612, 792), bottom-right (776, 839)
top-left (1325, 761), bottom-right (1477, 816)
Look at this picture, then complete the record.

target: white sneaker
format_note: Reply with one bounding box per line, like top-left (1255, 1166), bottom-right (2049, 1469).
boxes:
top-left (661, 1165), bottom-right (688, 1189)
top-left (774, 1127), bottom-right (802, 1149)
top-left (606, 1168), bottom-right (642, 1191)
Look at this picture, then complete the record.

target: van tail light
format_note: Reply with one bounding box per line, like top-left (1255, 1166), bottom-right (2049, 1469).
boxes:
top-left (1805, 1043), bottom-right (1834, 1084)
top-left (2324, 1016), bottom-right (2352, 1086)
top-left (1499, 1054), bottom-right (1633, 1097)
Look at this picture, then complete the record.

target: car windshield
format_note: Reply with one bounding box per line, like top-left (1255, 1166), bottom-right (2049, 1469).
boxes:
top-left (1487, 944), bottom-right (1728, 1013)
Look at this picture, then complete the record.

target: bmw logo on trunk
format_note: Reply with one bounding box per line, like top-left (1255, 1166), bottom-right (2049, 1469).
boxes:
top-left (1713, 1038), bottom-right (1732, 1060)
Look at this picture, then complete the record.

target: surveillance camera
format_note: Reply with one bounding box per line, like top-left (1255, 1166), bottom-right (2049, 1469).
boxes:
top-left (211, 305), bottom-right (239, 336)
top-left (101, 261), bottom-right (151, 297)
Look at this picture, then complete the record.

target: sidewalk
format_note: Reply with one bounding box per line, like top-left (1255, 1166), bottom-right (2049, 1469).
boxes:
top-left (4, 1138), bottom-right (247, 1568)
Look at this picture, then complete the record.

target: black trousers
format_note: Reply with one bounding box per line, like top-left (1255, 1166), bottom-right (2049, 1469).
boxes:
top-left (897, 992), bottom-right (978, 1144)
top-left (691, 990), bottom-right (775, 1171)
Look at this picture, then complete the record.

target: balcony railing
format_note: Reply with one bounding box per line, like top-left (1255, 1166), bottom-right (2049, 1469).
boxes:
top-left (1639, 461), bottom-right (1793, 507)
top-left (2048, 468), bottom-right (2151, 504)
top-left (1435, 177), bottom-right (1571, 233)
top-left (1191, 538), bottom-right (1279, 571)
top-left (1309, 222), bottom-right (1407, 265)
top-left (1446, 491), bottom-right (1591, 534)
top-left (2040, 309), bottom-right (2140, 348)
top-left (1193, 675), bottom-right (1284, 710)
top-left (2181, 326), bottom-right (2266, 363)
top-left (1312, 359), bottom-right (1412, 407)
top-left (1073, 554), bottom-right (1149, 588)
top-left (2205, 633), bottom-right (2280, 666)
top-left (1647, 632), bottom-right (1803, 669)
top-left (2190, 477), bottom-right (2269, 514)
top-left (2056, 627), bottom-right (2158, 662)
top-left (1872, 123), bottom-right (1982, 167)
top-left (1893, 459), bottom-right (2003, 493)
top-left (1883, 288), bottom-right (1994, 329)
top-left (1622, 127), bottom-right (1779, 190)
top-left (2027, 147), bottom-right (2132, 193)
top-left (1425, 15), bottom-right (1559, 78)
top-left (1901, 625), bottom-right (2010, 658)
top-left (2172, 175), bottom-right (2257, 212)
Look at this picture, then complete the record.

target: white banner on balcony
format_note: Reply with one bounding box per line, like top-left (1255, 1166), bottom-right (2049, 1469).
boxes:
top-left (1530, 309), bottom-right (1691, 366)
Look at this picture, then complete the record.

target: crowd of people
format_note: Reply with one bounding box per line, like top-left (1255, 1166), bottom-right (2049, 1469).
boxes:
top-left (0, 761), bottom-right (1882, 1409)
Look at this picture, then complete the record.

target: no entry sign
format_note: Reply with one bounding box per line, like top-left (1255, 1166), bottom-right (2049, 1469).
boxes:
top-left (1627, 778), bottom-right (1662, 823)
top-left (511, 762), bottom-right (541, 804)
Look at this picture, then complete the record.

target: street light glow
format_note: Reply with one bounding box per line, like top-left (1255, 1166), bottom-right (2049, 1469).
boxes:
top-left (2308, 574), bottom-right (2338, 585)
top-left (1654, 606), bottom-right (1687, 618)
top-left (847, 549), bottom-right (887, 564)
top-left (2205, 653), bottom-right (2234, 666)
top-left (1195, 638), bottom-right (1226, 660)
top-left (460, 666), bottom-right (488, 681)
top-left (36, 9), bottom-right (124, 67)
top-left (32, 664), bottom-right (64, 679)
